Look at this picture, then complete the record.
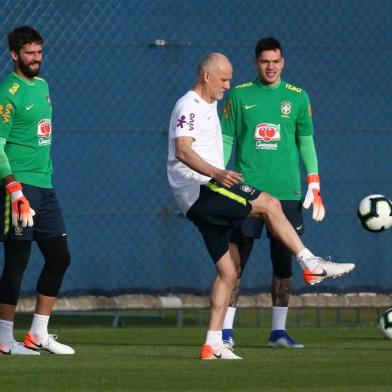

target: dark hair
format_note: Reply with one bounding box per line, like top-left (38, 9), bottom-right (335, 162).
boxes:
top-left (8, 26), bottom-right (43, 52)
top-left (255, 37), bottom-right (282, 59)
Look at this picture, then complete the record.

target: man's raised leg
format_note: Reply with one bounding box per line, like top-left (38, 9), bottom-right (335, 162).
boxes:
top-left (249, 192), bottom-right (355, 285)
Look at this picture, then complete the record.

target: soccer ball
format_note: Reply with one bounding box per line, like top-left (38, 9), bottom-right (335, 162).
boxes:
top-left (357, 194), bottom-right (392, 232)
top-left (378, 308), bottom-right (392, 339)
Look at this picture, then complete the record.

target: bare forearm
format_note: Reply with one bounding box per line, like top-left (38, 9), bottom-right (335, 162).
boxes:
top-left (175, 145), bottom-right (219, 179)
top-left (175, 138), bottom-right (243, 188)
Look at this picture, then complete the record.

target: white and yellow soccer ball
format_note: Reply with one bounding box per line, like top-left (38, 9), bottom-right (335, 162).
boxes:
top-left (378, 308), bottom-right (392, 339)
top-left (357, 194), bottom-right (392, 232)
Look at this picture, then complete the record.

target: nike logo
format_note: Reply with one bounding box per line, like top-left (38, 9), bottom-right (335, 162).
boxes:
top-left (244, 104), bottom-right (257, 110)
top-left (213, 353), bottom-right (222, 359)
top-left (0, 349), bottom-right (10, 355)
top-left (296, 225), bottom-right (303, 231)
top-left (305, 269), bottom-right (327, 277)
top-left (24, 335), bottom-right (42, 349)
top-left (25, 104), bottom-right (34, 110)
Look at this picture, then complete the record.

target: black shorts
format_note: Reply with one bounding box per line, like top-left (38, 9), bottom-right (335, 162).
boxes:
top-left (0, 183), bottom-right (67, 241)
top-left (232, 200), bottom-right (304, 240)
top-left (186, 181), bottom-right (261, 263)
top-left (231, 200), bottom-right (303, 278)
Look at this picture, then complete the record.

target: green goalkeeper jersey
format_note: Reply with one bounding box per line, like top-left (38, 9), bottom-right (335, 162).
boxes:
top-left (0, 72), bottom-right (53, 188)
top-left (221, 78), bottom-right (314, 200)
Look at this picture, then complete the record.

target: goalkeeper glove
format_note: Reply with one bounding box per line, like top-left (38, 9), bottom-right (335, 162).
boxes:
top-left (5, 181), bottom-right (35, 228)
top-left (303, 174), bottom-right (325, 222)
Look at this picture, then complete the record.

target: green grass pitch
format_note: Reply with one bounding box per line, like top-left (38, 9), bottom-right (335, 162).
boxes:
top-left (1, 324), bottom-right (392, 391)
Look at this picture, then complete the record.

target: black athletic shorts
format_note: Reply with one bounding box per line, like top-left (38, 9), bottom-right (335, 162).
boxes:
top-left (186, 180), bottom-right (261, 263)
top-left (231, 200), bottom-right (304, 278)
top-left (0, 183), bottom-right (67, 241)
top-left (232, 200), bottom-right (304, 240)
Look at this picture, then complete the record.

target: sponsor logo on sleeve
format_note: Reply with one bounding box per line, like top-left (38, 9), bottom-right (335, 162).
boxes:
top-left (0, 104), bottom-right (13, 124)
top-left (223, 100), bottom-right (231, 119)
top-left (37, 119), bottom-right (52, 146)
top-left (177, 115), bottom-right (186, 128)
top-left (176, 113), bottom-right (196, 131)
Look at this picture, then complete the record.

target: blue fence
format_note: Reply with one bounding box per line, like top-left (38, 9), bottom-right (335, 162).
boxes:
top-left (0, 0), bottom-right (391, 296)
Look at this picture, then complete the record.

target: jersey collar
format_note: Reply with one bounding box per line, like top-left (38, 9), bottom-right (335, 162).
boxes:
top-left (255, 77), bottom-right (282, 91)
top-left (12, 72), bottom-right (36, 86)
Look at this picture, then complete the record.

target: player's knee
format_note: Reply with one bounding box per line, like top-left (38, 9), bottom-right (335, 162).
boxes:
top-left (37, 250), bottom-right (71, 297)
top-left (251, 192), bottom-right (282, 217)
top-left (264, 194), bottom-right (283, 217)
top-left (56, 249), bottom-right (71, 274)
top-left (220, 267), bottom-right (239, 287)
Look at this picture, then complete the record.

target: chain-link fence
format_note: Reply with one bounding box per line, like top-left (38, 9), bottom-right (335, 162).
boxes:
top-left (0, 0), bottom-right (391, 298)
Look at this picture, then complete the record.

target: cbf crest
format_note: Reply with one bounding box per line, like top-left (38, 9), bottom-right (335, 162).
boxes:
top-left (280, 101), bottom-right (291, 118)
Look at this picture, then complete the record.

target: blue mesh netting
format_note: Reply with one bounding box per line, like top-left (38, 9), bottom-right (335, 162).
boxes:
top-left (0, 0), bottom-right (391, 296)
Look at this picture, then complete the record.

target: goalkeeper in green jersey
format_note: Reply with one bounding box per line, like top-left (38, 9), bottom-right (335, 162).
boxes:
top-left (221, 37), bottom-right (325, 349)
top-left (0, 26), bottom-right (74, 355)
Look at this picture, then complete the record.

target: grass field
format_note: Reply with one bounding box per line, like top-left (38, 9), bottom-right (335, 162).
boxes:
top-left (1, 315), bottom-right (392, 392)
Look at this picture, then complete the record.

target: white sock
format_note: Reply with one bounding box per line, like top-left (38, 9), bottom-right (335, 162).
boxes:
top-left (205, 330), bottom-right (223, 350)
top-left (0, 319), bottom-right (14, 345)
top-left (30, 314), bottom-right (50, 338)
top-left (271, 306), bottom-right (288, 331)
top-left (223, 307), bottom-right (236, 330)
top-left (296, 248), bottom-right (318, 270)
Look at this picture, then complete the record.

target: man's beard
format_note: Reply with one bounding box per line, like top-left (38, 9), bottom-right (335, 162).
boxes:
top-left (18, 59), bottom-right (41, 78)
